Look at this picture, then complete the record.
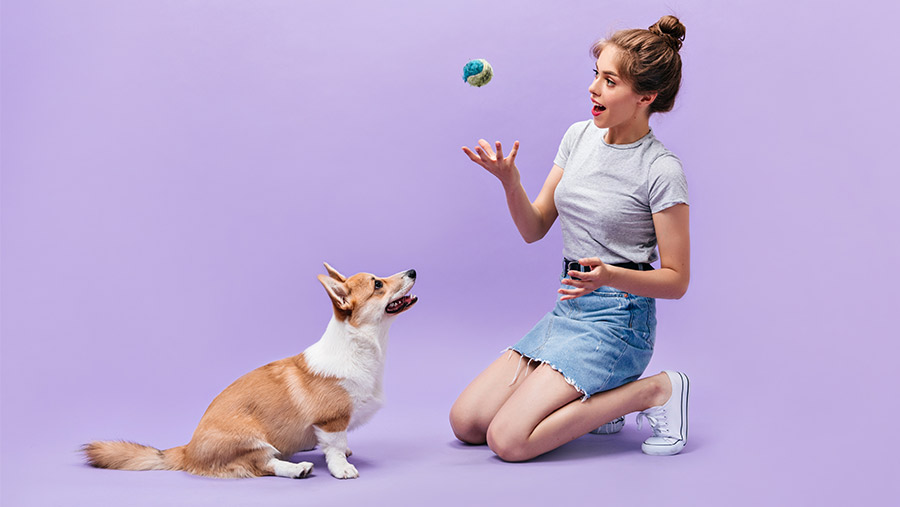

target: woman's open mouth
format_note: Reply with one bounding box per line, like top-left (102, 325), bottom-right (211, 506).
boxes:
top-left (592, 103), bottom-right (607, 116)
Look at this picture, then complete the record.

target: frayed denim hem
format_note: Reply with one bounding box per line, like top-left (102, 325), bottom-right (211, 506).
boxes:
top-left (503, 348), bottom-right (591, 402)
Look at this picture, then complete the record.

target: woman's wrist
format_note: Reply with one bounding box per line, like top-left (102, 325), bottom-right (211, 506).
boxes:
top-left (501, 175), bottom-right (523, 196)
top-left (604, 265), bottom-right (622, 288)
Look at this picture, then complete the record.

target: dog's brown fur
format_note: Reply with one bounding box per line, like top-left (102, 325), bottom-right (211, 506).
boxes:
top-left (83, 354), bottom-right (350, 478)
top-left (83, 263), bottom-right (417, 479)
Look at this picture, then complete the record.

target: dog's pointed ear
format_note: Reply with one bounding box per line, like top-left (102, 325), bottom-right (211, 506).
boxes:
top-left (323, 262), bottom-right (347, 282)
top-left (318, 274), bottom-right (351, 311)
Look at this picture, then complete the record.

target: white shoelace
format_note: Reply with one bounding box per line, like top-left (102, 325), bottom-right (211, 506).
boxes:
top-left (636, 406), bottom-right (669, 437)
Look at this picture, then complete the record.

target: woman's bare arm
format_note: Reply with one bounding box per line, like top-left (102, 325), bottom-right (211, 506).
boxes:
top-left (462, 139), bottom-right (561, 243)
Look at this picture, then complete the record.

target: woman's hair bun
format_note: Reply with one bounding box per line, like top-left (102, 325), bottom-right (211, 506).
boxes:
top-left (649, 15), bottom-right (685, 51)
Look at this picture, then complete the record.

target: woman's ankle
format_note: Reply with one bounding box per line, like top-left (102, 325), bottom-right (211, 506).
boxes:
top-left (645, 372), bottom-right (673, 408)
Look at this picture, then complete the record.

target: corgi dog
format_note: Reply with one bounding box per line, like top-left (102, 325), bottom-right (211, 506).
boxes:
top-left (83, 263), bottom-right (417, 480)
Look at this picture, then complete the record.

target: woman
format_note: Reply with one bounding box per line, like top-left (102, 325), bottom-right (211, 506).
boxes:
top-left (451, 15), bottom-right (691, 461)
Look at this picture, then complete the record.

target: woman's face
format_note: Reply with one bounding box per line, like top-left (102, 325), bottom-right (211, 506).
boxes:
top-left (588, 46), bottom-right (650, 130)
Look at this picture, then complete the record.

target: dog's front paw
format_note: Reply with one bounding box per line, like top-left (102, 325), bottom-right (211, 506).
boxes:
top-left (329, 462), bottom-right (359, 479)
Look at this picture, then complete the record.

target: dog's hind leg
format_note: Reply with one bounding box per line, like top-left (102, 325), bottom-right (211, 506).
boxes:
top-left (243, 442), bottom-right (313, 479)
top-left (265, 458), bottom-right (314, 479)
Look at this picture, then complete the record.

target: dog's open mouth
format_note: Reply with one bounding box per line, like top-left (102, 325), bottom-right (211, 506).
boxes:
top-left (386, 294), bottom-right (417, 314)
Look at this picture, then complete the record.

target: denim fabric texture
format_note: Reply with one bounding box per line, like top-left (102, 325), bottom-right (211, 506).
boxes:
top-left (509, 277), bottom-right (656, 400)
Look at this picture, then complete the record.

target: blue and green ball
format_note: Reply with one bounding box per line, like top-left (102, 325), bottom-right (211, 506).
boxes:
top-left (463, 59), bottom-right (493, 87)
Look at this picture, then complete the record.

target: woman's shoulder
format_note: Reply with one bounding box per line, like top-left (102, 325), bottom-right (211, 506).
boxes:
top-left (644, 135), bottom-right (682, 169)
top-left (567, 119), bottom-right (595, 131)
top-left (561, 120), bottom-right (600, 138)
top-left (649, 153), bottom-right (685, 182)
top-left (558, 121), bottom-right (603, 151)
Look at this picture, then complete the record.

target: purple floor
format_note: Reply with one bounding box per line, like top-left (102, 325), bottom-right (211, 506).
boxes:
top-left (2, 310), bottom-right (893, 506)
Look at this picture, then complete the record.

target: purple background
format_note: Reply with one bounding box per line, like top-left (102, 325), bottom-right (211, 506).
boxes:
top-left (2, 0), bottom-right (897, 505)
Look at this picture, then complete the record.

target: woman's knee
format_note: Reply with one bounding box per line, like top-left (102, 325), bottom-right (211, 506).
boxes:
top-left (485, 423), bottom-right (531, 462)
top-left (449, 399), bottom-right (488, 444)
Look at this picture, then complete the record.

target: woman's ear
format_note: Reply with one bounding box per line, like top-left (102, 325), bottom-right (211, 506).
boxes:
top-left (639, 91), bottom-right (658, 109)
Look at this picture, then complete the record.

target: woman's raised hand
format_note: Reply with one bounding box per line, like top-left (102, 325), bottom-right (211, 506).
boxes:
top-left (462, 139), bottom-right (521, 188)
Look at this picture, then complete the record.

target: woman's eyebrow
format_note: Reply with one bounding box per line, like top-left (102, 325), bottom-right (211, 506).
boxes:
top-left (595, 65), bottom-right (619, 77)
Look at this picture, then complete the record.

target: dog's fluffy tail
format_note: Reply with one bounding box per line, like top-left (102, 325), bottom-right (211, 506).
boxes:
top-left (82, 441), bottom-right (185, 471)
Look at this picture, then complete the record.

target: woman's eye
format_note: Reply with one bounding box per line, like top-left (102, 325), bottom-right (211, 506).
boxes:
top-left (606, 79), bottom-right (615, 86)
top-left (374, 280), bottom-right (383, 289)
top-left (592, 69), bottom-right (599, 78)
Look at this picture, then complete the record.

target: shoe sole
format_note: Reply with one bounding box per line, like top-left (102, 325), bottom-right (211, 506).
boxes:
top-left (641, 371), bottom-right (689, 456)
top-left (589, 416), bottom-right (625, 435)
top-left (642, 439), bottom-right (685, 456)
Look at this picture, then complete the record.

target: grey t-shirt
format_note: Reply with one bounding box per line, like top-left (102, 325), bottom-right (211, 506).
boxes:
top-left (553, 120), bottom-right (689, 265)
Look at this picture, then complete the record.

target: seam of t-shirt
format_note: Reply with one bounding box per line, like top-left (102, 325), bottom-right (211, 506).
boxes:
top-left (598, 127), bottom-right (653, 150)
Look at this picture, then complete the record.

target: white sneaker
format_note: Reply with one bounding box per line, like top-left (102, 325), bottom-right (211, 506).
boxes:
top-left (589, 416), bottom-right (625, 435)
top-left (636, 371), bottom-right (689, 456)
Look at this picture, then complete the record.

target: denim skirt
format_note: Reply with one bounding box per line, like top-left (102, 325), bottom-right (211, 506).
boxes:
top-left (508, 278), bottom-right (657, 400)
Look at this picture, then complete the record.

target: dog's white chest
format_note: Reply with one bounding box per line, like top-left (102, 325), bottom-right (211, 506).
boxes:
top-left (342, 377), bottom-right (384, 430)
top-left (304, 317), bottom-right (390, 430)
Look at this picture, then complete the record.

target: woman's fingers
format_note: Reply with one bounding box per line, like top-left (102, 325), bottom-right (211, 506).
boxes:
top-left (478, 139), bottom-right (495, 159)
top-left (578, 257), bottom-right (604, 268)
top-left (466, 139), bottom-right (518, 164)
top-left (464, 140), bottom-right (518, 181)
top-left (474, 146), bottom-right (491, 163)
top-left (559, 282), bottom-right (588, 293)
top-left (561, 276), bottom-right (587, 287)
top-left (463, 145), bottom-right (504, 177)
top-left (558, 286), bottom-right (588, 300)
top-left (462, 146), bottom-right (483, 164)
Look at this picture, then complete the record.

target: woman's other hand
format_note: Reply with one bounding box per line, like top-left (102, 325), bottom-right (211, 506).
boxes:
top-left (559, 258), bottom-right (612, 300)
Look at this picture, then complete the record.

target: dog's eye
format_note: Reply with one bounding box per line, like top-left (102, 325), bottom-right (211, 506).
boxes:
top-left (374, 280), bottom-right (383, 290)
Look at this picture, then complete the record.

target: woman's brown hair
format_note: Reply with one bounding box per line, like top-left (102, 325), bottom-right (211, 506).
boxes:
top-left (591, 15), bottom-right (686, 114)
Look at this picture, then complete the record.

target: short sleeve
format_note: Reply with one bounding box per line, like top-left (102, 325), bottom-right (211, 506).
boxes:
top-left (649, 154), bottom-right (689, 213)
top-left (553, 123), bottom-right (582, 169)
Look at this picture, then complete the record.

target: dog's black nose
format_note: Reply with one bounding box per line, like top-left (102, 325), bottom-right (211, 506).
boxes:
top-left (407, 269), bottom-right (416, 279)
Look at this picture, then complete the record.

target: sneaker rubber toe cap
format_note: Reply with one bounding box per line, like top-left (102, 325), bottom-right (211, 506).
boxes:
top-left (641, 437), bottom-right (685, 456)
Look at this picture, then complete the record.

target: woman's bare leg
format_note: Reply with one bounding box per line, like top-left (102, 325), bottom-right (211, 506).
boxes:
top-left (486, 365), bottom-right (672, 462)
top-left (449, 351), bottom-right (538, 444)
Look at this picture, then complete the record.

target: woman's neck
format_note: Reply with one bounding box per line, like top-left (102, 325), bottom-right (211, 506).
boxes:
top-left (603, 116), bottom-right (651, 145)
